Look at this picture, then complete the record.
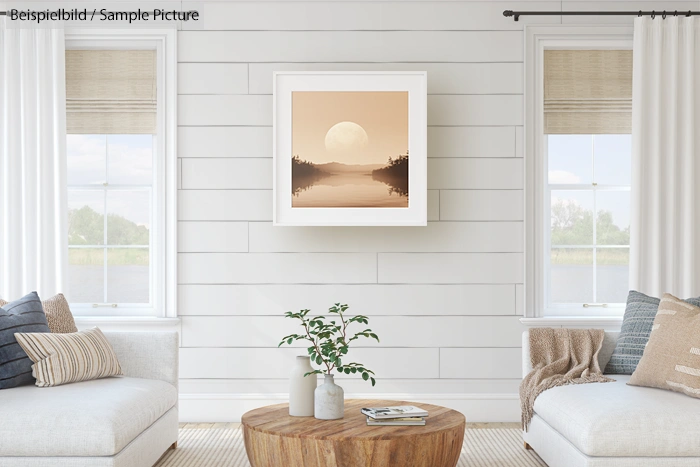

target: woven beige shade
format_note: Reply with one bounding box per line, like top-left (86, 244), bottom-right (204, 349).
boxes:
top-left (66, 50), bottom-right (156, 134)
top-left (544, 50), bottom-right (632, 134)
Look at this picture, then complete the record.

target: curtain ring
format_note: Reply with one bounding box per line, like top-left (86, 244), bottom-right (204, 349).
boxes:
top-left (674, 10), bottom-right (678, 17)
top-left (638, 10), bottom-right (642, 17)
top-left (662, 11), bottom-right (667, 19)
top-left (651, 10), bottom-right (655, 19)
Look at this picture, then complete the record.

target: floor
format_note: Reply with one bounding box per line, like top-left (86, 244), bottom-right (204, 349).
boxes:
top-left (156, 422), bottom-right (544, 466)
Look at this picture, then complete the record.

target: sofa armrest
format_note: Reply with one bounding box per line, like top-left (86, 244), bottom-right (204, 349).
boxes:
top-left (103, 332), bottom-right (179, 389)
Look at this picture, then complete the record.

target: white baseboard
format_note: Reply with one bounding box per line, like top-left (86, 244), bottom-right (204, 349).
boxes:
top-left (178, 392), bottom-right (520, 423)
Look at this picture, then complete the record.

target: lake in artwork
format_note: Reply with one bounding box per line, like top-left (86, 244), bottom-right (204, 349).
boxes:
top-left (291, 91), bottom-right (409, 208)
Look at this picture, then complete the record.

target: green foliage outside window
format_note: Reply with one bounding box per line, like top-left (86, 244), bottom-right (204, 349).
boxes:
top-left (551, 199), bottom-right (629, 265)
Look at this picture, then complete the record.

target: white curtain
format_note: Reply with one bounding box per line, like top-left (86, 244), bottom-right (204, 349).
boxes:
top-left (0, 20), bottom-right (68, 300)
top-left (630, 17), bottom-right (700, 297)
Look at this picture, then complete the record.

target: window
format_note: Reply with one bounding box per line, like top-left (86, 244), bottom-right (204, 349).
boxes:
top-left (64, 30), bottom-right (177, 317)
top-left (67, 134), bottom-right (154, 308)
top-left (524, 26), bottom-right (634, 318)
top-left (546, 134), bottom-right (631, 311)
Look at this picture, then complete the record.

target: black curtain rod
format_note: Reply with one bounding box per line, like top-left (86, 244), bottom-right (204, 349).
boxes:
top-left (504, 10), bottom-right (700, 21)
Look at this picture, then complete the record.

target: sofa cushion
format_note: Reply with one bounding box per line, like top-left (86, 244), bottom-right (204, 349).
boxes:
top-left (16, 327), bottom-right (123, 387)
top-left (0, 292), bottom-right (51, 389)
top-left (629, 294), bottom-right (700, 398)
top-left (40, 293), bottom-right (78, 333)
top-left (0, 376), bottom-right (177, 456)
top-left (605, 291), bottom-right (700, 375)
top-left (533, 375), bottom-right (700, 457)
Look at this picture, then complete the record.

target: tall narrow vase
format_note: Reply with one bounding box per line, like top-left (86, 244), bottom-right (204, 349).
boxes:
top-left (289, 356), bottom-right (316, 417)
top-left (314, 374), bottom-right (344, 420)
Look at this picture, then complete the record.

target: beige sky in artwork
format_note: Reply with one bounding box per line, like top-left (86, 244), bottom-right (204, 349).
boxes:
top-left (292, 91), bottom-right (408, 165)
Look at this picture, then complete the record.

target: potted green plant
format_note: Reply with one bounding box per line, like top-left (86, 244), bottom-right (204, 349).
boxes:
top-left (279, 303), bottom-right (380, 420)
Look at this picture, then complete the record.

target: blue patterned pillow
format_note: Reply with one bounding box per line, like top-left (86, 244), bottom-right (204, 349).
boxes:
top-left (605, 291), bottom-right (700, 374)
top-left (0, 292), bottom-right (50, 389)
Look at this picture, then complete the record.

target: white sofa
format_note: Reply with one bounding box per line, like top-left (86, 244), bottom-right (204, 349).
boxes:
top-left (523, 331), bottom-right (700, 467)
top-left (0, 331), bottom-right (179, 467)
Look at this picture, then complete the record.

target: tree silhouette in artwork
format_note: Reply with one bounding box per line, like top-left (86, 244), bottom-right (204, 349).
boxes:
top-left (291, 155), bottom-right (330, 196)
top-left (371, 150), bottom-right (408, 197)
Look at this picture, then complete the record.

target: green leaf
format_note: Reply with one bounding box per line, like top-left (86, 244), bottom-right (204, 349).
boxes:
top-left (316, 355), bottom-right (323, 365)
top-left (370, 377), bottom-right (376, 386)
top-left (362, 372), bottom-right (369, 381)
top-left (287, 337), bottom-right (293, 345)
top-left (335, 358), bottom-right (342, 367)
top-left (344, 368), bottom-right (351, 374)
top-left (351, 368), bottom-right (357, 374)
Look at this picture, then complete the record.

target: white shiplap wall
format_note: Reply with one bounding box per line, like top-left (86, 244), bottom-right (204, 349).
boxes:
top-left (172, 0), bottom-right (694, 422)
top-left (174, 0), bottom-right (546, 423)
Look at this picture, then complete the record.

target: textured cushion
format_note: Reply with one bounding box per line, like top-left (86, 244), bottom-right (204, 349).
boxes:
top-left (0, 292), bottom-right (50, 389)
top-left (1, 293), bottom-right (77, 333)
top-left (0, 376), bottom-right (177, 456)
top-left (40, 293), bottom-right (78, 333)
top-left (534, 374), bottom-right (700, 457)
top-left (605, 290), bottom-right (700, 374)
top-left (628, 294), bottom-right (700, 398)
top-left (15, 327), bottom-right (123, 387)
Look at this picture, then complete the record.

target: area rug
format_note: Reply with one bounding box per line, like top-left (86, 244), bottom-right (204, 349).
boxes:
top-left (156, 425), bottom-right (547, 467)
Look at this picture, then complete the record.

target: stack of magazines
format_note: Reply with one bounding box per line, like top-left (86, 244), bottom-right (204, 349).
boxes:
top-left (361, 405), bottom-right (428, 426)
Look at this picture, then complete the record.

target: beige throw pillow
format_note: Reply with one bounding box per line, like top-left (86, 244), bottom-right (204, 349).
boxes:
top-left (629, 293), bottom-right (700, 398)
top-left (14, 327), bottom-right (123, 387)
top-left (41, 294), bottom-right (78, 333)
top-left (0, 293), bottom-right (77, 333)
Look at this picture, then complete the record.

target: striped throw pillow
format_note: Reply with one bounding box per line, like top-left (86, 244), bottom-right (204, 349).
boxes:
top-left (1, 294), bottom-right (77, 334)
top-left (629, 294), bottom-right (700, 398)
top-left (0, 292), bottom-right (51, 389)
top-left (14, 327), bottom-right (123, 387)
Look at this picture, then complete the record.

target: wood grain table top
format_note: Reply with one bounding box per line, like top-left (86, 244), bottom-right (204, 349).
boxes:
top-left (241, 399), bottom-right (466, 441)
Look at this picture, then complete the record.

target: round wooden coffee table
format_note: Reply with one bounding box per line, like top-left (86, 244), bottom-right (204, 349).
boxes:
top-left (241, 399), bottom-right (465, 467)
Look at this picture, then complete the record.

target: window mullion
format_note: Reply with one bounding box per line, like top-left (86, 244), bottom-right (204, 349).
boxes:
top-left (103, 136), bottom-right (109, 304)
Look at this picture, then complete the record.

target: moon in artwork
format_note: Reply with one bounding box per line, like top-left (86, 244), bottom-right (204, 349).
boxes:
top-left (324, 121), bottom-right (369, 154)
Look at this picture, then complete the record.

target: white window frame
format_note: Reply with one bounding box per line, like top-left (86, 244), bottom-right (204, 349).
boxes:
top-left (65, 29), bottom-right (177, 319)
top-left (523, 25), bottom-right (632, 321)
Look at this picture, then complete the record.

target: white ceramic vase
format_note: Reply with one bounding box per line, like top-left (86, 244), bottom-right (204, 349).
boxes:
top-left (314, 374), bottom-right (344, 420)
top-left (289, 356), bottom-right (317, 417)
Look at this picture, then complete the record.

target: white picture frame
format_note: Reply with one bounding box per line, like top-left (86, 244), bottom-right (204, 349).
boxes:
top-left (273, 71), bottom-right (427, 226)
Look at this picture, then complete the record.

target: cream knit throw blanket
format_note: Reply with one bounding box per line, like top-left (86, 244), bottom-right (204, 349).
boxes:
top-left (520, 328), bottom-right (614, 431)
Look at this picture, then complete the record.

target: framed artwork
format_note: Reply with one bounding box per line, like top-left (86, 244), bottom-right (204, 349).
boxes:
top-left (273, 71), bottom-right (427, 226)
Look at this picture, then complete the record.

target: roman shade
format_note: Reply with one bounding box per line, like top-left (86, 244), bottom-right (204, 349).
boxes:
top-left (65, 50), bottom-right (156, 134)
top-left (544, 50), bottom-right (632, 134)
